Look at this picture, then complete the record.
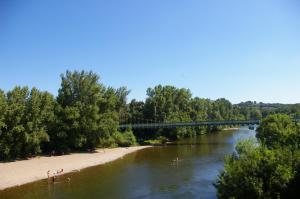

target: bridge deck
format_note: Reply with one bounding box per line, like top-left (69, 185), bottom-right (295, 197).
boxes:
top-left (119, 120), bottom-right (260, 129)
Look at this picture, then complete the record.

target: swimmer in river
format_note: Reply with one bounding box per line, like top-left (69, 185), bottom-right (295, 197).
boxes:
top-left (173, 157), bottom-right (179, 162)
top-left (172, 157), bottom-right (183, 164)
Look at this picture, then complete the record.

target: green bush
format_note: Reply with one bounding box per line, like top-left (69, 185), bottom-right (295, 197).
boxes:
top-left (143, 136), bottom-right (169, 145)
top-left (114, 129), bottom-right (137, 147)
top-left (99, 136), bottom-right (118, 148)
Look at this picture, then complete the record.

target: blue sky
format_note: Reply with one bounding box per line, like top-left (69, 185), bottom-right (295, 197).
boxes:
top-left (0, 0), bottom-right (300, 103)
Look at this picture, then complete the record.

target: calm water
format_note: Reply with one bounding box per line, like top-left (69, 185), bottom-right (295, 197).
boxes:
top-left (0, 128), bottom-right (255, 199)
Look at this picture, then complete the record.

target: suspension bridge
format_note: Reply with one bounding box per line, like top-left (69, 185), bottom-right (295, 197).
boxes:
top-left (119, 118), bottom-right (300, 129)
top-left (119, 120), bottom-right (261, 129)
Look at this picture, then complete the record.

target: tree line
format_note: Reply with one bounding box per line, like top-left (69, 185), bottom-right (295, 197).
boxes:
top-left (0, 71), bottom-right (136, 160)
top-left (127, 85), bottom-right (300, 141)
top-left (0, 70), bottom-right (299, 160)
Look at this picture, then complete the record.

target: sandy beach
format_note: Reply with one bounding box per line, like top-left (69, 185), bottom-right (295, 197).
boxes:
top-left (223, 127), bottom-right (240, 131)
top-left (0, 146), bottom-right (151, 191)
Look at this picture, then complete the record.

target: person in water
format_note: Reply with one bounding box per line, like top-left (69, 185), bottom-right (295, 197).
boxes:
top-left (172, 157), bottom-right (183, 163)
top-left (173, 157), bottom-right (179, 162)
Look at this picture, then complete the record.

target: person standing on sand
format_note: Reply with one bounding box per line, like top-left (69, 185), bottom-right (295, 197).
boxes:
top-left (47, 170), bottom-right (51, 180)
top-left (56, 169), bottom-right (64, 175)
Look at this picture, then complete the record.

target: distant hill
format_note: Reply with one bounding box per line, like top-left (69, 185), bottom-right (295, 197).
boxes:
top-left (236, 101), bottom-right (300, 118)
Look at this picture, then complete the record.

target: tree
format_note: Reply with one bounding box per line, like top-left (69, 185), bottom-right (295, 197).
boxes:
top-left (23, 88), bottom-right (56, 156)
top-left (115, 86), bottom-right (130, 120)
top-left (54, 70), bottom-right (132, 151)
top-left (0, 87), bottom-right (55, 159)
top-left (128, 99), bottom-right (144, 124)
top-left (143, 85), bottom-right (194, 139)
top-left (0, 90), bottom-right (8, 159)
top-left (213, 98), bottom-right (233, 120)
top-left (257, 114), bottom-right (299, 149)
top-left (56, 70), bottom-right (105, 150)
top-left (4, 86), bottom-right (29, 158)
top-left (190, 97), bottom-right (210, 121)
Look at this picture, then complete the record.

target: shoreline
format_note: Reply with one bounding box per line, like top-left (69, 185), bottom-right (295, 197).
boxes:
top-left (222, 127), bottom-right (240, 131)
top-left (0, 146), bottom-right (151, 191)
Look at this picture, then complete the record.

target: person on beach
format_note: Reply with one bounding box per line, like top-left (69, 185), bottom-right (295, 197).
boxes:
top-left (56, 169), bottom-right (64, 175)
top-left (47, 170), bottom-right (51, 180)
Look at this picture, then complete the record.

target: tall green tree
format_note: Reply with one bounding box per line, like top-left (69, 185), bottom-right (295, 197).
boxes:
top-left (115, 86), bottom-right (130, 120)
top-left (0, 87), bottom-right (55, 159)
top-left (128, 99), bottom-right (144, 123)
top-left (56, 70), bottom-right (106, 150)
top-left (4, 86), bottom-right (29, 158)
top-left (144, 85), bottom-right (192, 122)
top-left (0, 90), bottom-right (8, 159)
top-left (22, 88), bottom-right (56, 156)
top-left (54, 70), bottom-right (132, 150)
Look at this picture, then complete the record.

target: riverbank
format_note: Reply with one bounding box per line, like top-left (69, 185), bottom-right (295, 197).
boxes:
top-left (0, 146), bottom-right (151, 191)
top-left (223, 127), bottom-right (240, 131)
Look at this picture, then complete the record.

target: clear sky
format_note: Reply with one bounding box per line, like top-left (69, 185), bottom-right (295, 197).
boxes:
top-left (0, 0), bottom-right (300, 103)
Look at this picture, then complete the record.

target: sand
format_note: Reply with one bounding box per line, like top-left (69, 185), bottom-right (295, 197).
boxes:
top-left (223, 127), bottom-right (240, 131)
top-left (0, 146), bottom-right (151, 191)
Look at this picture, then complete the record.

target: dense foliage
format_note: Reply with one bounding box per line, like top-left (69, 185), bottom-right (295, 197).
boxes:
top-left (0, 70), bottom-right (299, 160)
top-left (215, 114), bottom-right (300, 199)
top-left (0, 71), bottom-right (135, 159)
top-left (0, 87), bottom-right (56, 159)
top-left (256, 114), bottom-right (300, 149)
top-left (128, 86), bottom-right (262, 141)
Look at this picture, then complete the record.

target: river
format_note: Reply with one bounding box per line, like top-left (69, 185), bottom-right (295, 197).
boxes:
top-left (0, 127), bottom-right (255, 199)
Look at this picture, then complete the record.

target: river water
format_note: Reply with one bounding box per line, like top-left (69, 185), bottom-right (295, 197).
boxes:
top-left (0, 128), bottom-right (255, 199)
